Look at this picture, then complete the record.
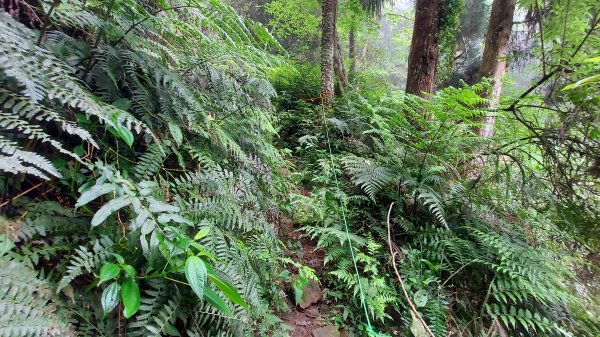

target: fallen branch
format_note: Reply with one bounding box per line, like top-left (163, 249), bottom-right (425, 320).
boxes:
top-left (0, 182), bottom-right (44, 208)
top-left (386, 202), bottom-right (436, 337)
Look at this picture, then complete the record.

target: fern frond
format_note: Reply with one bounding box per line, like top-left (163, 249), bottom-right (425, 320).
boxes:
top-left (0, 255), bottom-right (75, 337)
top-left (57, 235), bottom-right (114, 292)
top-left (415, 186), bottom-right (448, 228)
top-left (341, 155), bottom-right (396, 200)
top-left (0, 135), bottom-right (60, 179)
top-left (129, 279), bottom-right (180, 337)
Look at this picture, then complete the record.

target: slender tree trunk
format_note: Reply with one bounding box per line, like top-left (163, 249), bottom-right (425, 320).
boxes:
top-left (360, 39), bottom-right (369, 72)
top-left (466, 0), bottom-right (516, 181)
top-left (405, 0), bottom-right (442, 97)
top-left (477, 0), bottom-right (516, 137)
top-left (321, 0), bottom-right (337, 105)
top-left (334, 34), bottom-right (350, 93)
top-left (349, 27), bottom-right (356, 75)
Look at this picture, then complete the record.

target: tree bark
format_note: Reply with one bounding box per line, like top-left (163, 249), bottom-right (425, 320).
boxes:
top-left (334, 34), bottom-right (350, 93)
top-left (320, 0), bottom-right (337, 105)
top-left (349, 26), bottom-right (356, 75)
top-left (477, 0), bottom-right (516, 137)
top-left (405, 0), bottom-right (442, 97)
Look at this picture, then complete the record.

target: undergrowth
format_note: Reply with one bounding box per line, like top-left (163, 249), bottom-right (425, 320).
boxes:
top-left (0, 1), bottom-right (598, 337)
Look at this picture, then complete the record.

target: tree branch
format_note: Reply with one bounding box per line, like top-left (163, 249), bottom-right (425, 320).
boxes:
top-left (504, 9), bottom-right (599, 111)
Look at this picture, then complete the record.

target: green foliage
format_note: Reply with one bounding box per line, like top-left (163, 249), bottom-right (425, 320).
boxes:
top-left (0, 236), bottom-right (76, 337)
top-left (1, 0), bottom-right (599, 336)
top-left (264, 0), bottom-right (320, 40)
top-left (438, 0), bottom-right (466, 79)
top-left (0, 0), bottom-right (292, 335)
top-left (277, 67), bottom-right (598, 335)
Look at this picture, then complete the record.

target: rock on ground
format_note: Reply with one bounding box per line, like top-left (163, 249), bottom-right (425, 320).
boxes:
top-left (299, 279), bottom-right (322, 309)
top-left (312, 325), bottom-right (340, 337)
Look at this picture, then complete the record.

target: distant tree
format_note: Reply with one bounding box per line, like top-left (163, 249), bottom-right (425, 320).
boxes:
top-left (451, 0), bottom-right (490, 84)
top-left (477, 0), bottom-right (516, 136)
top-left (349, 0), bottom-right (388, 75)
top-left (334, 0), bottom-right (386, 93)
top-left (321, 0), bottom-right (338, 104)
top-left (348, 24), bottom-right (357, 74)
top-left (334, 35), bottom-right (350, 92)
top-left (405, 0), bottom-right (443, 97)
top-left (436, 0), bottom-right (466, 83)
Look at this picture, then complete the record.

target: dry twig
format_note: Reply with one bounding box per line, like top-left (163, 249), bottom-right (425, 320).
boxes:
top-left (386, 202), bottom-right (436, 337)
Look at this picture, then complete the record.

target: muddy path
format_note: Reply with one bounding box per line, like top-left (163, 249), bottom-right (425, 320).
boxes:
top-left (277, 229), bottom-right (340, 337)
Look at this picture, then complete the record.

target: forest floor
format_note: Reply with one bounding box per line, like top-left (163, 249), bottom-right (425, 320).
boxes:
top-left (277, 224), bottom-right (342, 337)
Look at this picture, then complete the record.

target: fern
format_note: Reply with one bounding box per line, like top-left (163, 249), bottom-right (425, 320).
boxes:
top-left (341, 155), bottom-right (397, 201)
top-left (133, 142), bottom-right (172, 180)
top-left (414, 186), bottom-right (448, 228)
top-left (1, 0), bottom-right (290, 336)
top-left (129, 279), bottom-right (180, 337)
top-left (0, 12), bottom-right (143, 179)
top-left (0, 135), bottom-right (61, 179)
top-left (0, 241), bottom-right (75, 337)
top-left (57, 235), bottom-right (114, 292)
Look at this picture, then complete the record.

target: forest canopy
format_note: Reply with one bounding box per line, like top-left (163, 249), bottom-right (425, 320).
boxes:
top-left (0, 0), bottom-right (598, 337)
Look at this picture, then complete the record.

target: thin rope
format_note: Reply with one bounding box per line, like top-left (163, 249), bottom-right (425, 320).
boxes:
top-left (320, 101), bottom-right (373, 332)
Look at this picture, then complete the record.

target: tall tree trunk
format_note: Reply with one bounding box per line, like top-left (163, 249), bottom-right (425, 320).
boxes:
top-left (360, 39), bottom-right (369, 72)
top-left (334, 34), bottom-right (350, 93)
top-left (477, 0), bottom-right (516, 137)
top-left (349, 27), bottom-right (356, 75)
top-left (321, 0), bottom-right (337, 105)
top-left (405, 0), bottom-right (442, 97)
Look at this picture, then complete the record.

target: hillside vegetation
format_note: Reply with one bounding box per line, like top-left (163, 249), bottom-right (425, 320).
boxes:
top-left (0, 0), bottom-right (598, 336)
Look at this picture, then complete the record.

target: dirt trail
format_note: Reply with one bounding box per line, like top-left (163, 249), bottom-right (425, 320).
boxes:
top-left (278, 230), bottom-right (333, 337)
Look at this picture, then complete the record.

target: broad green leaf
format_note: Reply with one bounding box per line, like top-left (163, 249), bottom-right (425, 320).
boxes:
top-left (138, 181), bottom-right (158, 189)
top-left (113, 123), bottom-right (134, 148)
top-left (123, 265), bottom-right (136, 278)
top-left (121, 277), bottom-right (140, 318)
top-left (76, 183), bottom-right (116, 207)
top-left (148, 200), bottom-right (180, 213)
top-left (410, 311), bottom-right (428, 337)
top-left (91, 196), bottom-right (133, 227)
top-left (101, 282), bottom-right (120, 316)
top-left (194, 227), bottom-right (210, 241)
top-left (185, 256), bottom-right (207, 300)
top-left (157, 213), bottom-right (192, 225)
top-left (203, 287), bottom-right (231, 315)
top-left (135, 209), bottom-right (151, 227)
top-left (175, 236), bottom-right (191, 250)
top-left (584, 56), bottom-right (600, 63)
top-left (190, 242), bottom-right (216, 259)
top-left (563, 74), bottom-right (600, 90)
top-left (99, 263), bottom-right (120, 285)
top-left (73, 145), bottom-right (84, 157)
top-left (168, 122), bottom-right (184, 146)
top-left (131, 197), bottom-right (142, 213)
top-left (421, 259), bottom-right (438, 272)
top-left (292, 276), bottom-right (308, 305)
top-left (136, 209), bottom-right (151, 225)
top-left (112, 253), bottom-right (125, 265)
top-left (413, 289), bottom-right (428, 308)
top-left (141, 218), bottom-right (156, 235)
top-left (208, 273), bottom-right (248, 309)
